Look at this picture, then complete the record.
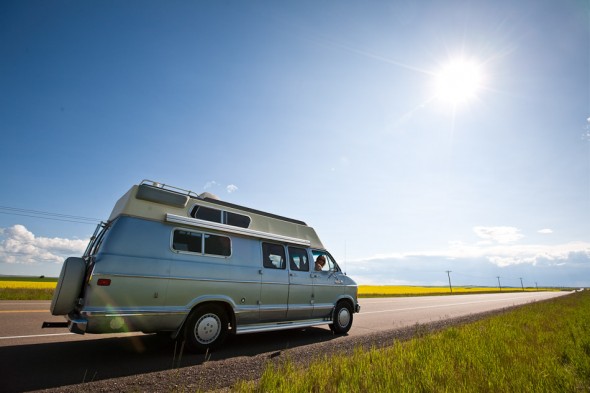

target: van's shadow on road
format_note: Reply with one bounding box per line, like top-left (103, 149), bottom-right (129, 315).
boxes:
top-left (2, 327), bottom-right (338, 392)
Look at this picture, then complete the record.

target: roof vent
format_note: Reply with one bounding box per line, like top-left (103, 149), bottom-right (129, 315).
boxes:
top-left (198, 192), bottom-right (220, 200)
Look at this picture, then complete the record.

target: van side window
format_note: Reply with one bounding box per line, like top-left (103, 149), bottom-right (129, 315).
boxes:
top-left (288, 247), bottom-right (309, 271)
top-left (173, 230), bottom-right (202, 253)
top-left (312, 250), bottom-right (340, 272)
top-left (190, 205), bottom-right (251, 229)
top-left (262, 242), bottom-right (285, 269)
top-left (192, 206), bottom-right (222, 223)
top-left (225, 211), bottom-right (251, 228)
top-left (172, 229), bottom-right (231, 257)
top-left (204, 234), bottom-right (231, 256)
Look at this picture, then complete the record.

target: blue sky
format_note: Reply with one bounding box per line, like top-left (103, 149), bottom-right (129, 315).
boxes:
top-left (1, 0), bottom-right (589, 287)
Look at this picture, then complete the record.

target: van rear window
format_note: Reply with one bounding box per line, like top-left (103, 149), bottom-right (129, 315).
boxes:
top-left (172, 229), bottom-right (231, 257)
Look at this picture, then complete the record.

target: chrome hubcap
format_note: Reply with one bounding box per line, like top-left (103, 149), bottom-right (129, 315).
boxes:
top-left (195, 313), bottom-right (221, 344)
top-left (338, 308), bottom-right (351, 328)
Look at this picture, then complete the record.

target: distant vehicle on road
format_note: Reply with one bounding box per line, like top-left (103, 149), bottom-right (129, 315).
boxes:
top-left (46, 180), bottom-right (360, 352)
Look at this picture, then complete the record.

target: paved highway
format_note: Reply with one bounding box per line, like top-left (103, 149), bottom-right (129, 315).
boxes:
top-left (0, 291), bottom-right (569, 392)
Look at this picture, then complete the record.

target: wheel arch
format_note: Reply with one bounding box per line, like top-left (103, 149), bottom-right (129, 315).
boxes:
top-left (333, 296), bottom-right (355, 316)
top-left (172, 299), bottom-right (236, 340)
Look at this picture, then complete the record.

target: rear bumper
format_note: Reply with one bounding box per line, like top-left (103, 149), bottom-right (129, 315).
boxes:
top-left (68, 317), bottom-right (88, 335)
top-left (355, 303), bottom-right (361, 313)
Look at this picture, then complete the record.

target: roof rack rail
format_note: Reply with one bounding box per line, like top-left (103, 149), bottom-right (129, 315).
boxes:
top-left (140, 179), bottom-right (201, 199)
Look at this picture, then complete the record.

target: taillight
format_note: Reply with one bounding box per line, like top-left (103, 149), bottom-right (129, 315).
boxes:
top-left (84, 259), bottom-right (95, 284)
top-left (97, 278), bottom-right (111, 286)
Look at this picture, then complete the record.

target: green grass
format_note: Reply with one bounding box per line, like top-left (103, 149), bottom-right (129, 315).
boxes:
top-left (0, 276), bottom-right (58, 282)
top-left (236, 291), bottom-right (590, 392)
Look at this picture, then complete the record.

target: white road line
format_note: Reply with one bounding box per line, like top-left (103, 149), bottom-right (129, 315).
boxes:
top-left (359, 295), bottom-right (543, 315)
top-left (0, 333), bottom-right (74, 340)
top-left (360, 292), bottom-right (556, 305)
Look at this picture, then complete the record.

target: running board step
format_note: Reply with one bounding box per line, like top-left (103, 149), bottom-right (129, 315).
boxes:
top-left (235, 318), bottom-right (330, 335)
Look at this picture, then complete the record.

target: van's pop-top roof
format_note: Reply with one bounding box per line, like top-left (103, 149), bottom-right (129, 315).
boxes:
top-left (108, 180), bottom-right (325, 249)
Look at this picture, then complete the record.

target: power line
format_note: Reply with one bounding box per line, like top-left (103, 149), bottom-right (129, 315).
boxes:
top-left (0, 206), bottom-right (102, 225)
top-left (0, 211), bottom-right (99, 225)
top-left (0, 205), bottom-right (101, 221)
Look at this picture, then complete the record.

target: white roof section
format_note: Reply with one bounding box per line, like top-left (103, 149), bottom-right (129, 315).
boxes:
top-left (108, 181), bottom-right (325, 249)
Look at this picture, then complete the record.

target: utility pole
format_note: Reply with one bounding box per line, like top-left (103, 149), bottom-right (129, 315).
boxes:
top-left (520, 277), bottom-right (524, 292)
top-left (497, 276), bottom-right (502, 291)
top-left (535, 282), bottom-right (538, 291)
top-left (446, 270), bottom-right (453, 293)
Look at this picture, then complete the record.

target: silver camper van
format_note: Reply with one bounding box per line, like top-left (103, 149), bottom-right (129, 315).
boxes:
top-left (47, 180), bottom-right (360, 352)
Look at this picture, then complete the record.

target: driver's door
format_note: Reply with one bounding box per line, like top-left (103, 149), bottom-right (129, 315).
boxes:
top-left (311, 251), bottom-right (346, 319)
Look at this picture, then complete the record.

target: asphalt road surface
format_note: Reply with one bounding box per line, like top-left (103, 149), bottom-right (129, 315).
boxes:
top-left (0, 291), bottom-right (569, 392)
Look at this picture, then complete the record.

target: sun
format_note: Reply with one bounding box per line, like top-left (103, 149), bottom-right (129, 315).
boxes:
top-left (434, 58), bottom-right (484, 105)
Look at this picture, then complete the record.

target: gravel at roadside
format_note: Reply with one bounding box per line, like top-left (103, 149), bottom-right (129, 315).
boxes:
top-left (37, 306), bottom-right (520, 393)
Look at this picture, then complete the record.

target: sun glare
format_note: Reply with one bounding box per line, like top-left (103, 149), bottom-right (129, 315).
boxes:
top-left (434, 58), bottom-right (484, 105)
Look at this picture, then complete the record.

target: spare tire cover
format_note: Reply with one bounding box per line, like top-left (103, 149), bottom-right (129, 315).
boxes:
top-left (50, 257), bottom-right (86, 315)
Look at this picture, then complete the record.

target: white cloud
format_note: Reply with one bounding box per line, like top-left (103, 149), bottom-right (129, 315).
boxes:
top-left (203, 180), bottom-right (219, 190)
top-left (538, 228), bottom-right (553, 234)
top-left (473, 226), bottom-right (523, 243)
top-left (205, 181), bottom-right (238, 194)
top-left (352, 240), bottom-right (590, 269)
top-left (346, 240), bottom-right (590, 285)
top-left (0, 225), bottom-right (87, 265)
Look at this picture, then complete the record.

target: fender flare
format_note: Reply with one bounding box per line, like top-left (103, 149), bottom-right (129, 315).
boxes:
top-left (172, 296), bottom-right (236, 340)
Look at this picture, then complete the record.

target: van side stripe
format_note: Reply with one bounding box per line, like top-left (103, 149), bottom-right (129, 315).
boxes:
top-left (166, 214), bottom-right (311, 246)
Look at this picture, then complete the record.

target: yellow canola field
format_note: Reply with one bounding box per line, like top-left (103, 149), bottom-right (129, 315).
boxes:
top-left (0, 281), bottom-right (57, 289)
top-left (0, 281), bottom-right (554, 294)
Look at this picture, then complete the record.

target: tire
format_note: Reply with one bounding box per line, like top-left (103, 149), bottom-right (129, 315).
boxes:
top-left (50, 257), bottom-right (86, 315)
top-left (184, 304), bottom-right (229, 353)
top-left (330, 302), bottom-right (353, 334)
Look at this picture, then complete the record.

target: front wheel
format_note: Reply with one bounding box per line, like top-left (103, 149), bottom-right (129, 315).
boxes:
top-left (184, 304), bottom-right (229, 353)
top-left (330, 302), bottom-right (353, 334)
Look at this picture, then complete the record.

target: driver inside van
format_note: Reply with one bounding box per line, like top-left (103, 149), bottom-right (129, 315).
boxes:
top-left (315, 255), bottom-right (326, 271)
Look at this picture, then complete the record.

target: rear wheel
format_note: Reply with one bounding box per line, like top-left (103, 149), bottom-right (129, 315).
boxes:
top-left (330, 302), bottom-right (353, 334)
top-left (184, 304), bottom-right (229, 353)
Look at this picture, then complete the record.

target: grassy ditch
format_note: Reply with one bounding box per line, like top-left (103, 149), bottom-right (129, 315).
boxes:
top-left (236, 291), bottom-right (590, 392)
